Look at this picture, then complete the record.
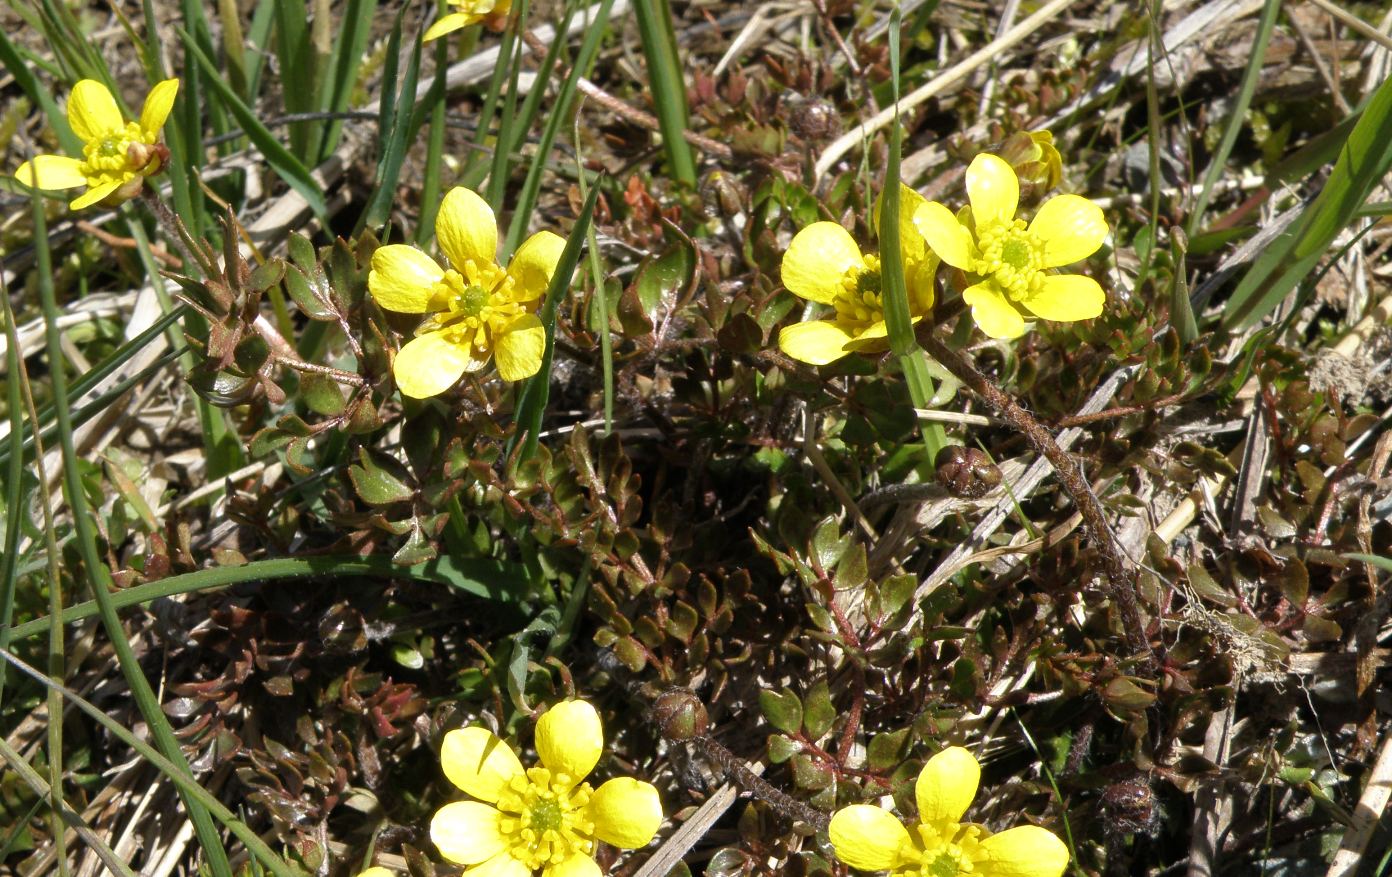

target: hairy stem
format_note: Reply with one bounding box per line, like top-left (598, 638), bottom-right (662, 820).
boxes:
top-left (920, 334), bottom-right (1157, 669)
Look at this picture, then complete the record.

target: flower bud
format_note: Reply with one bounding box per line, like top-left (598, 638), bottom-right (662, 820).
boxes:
top-left (998, 130), bottom-right (1062, 193)
top-left (934, 445), bottom-right (1002, 499)
top-left (651, 688), bottom-right (709, 741)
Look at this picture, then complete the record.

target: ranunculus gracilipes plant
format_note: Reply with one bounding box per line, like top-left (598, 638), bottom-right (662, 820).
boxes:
top-left (777, 183), bottom-right (939, 365)
top-left (431, 699), bottom-right (663, 876)
top-left (828, 746), bottom-right (1068, 877)
top-left (913, 153), bottom-right (1109, 340)
top-left (368, 186), bottom-right (565, 398)
top-left (15, 78), bottom-right (178, 210)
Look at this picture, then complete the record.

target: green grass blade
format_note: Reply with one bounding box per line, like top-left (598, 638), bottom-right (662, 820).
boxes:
top-left (0, 651), bottom-right (296, 877)
top-left (483, 0), bottom-right (532, 206)
top-left (272, 0), bottom-right (321, 157)
top-left (511, 175), bottom-right (604, 463)
top-left (181, 27), bottom-right (329, 223)
top-left (0, 738), bottom-right (136, 877)
top-left (8, 554), bottom-right (526, 640)
top-left (502, 0), bottom-right (615, 260)
top-left (244, 0), bottom-right (278, 98)
top-left (879, 8), bottom-right (945, 456)
top-left (502, 1), bottom-right (574, 167)
top-left (217, 0), bottom-right (250, 99)
top-left (360, 10), bottom-right (423, 235)
top-left (1184, 0), bottom-right (1279, 237)
top-left (0, 29), bottom-right (79, 153)
top-left (0, 280), bottom-right (27, 705)
top-left (417, 27), bottom-right (450, 245)
top-left (318, 0), bottom-right (380, 159)
top-left (575, 123), bottom-right (613, 433)
top-left (30, 190), bottom-right (235, 877)
top-left (1222, 72), bottom-right (1392, 329)
top-left (462, 2), bottom-right (525, 188)
top-left (630, 0), bottom-right (696, 185)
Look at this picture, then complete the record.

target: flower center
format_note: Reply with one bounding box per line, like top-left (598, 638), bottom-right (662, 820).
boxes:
top-left (424, 262), bottom-right (524, 353)
top-left (896, 821), bottom-right (986, 877)
top-left (832, 254), bottom-right (885, 331)
top-left (529, 797), bottom-right (562, 832)
top-left (80, 122), bottom-right (148, 180)
top-left (494, 766), bottom-right (596, 871)
top-left (459, 284), bottom-right (490, 317)
top-left (924, 851), bottom-right (966, 877)
top-left (971, 219), bottom-right (1044, 302)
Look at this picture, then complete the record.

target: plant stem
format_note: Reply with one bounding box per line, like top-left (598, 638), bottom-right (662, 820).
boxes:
top-left (920, 334), bottom-right (1157, 669)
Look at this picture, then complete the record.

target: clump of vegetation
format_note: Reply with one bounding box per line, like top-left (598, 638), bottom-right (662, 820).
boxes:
top-left (2, 1), bottom-right (1392, 876)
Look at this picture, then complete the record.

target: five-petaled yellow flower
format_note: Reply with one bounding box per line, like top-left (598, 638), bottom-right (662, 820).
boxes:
top-left (829, 747), bottom-right (1068, 877)
top-left (368, 186), bottom-right (564, 397)
top-left (431, 699), bottom-right (663, 877)
top-left (15, 78), bottom-right (178, 210)
top-left (777, 183), bottom-right (938, 365)
top-left (424, 0), bottom-right (513, 41)
top-left (914, 153), bottom-right (1108, 340)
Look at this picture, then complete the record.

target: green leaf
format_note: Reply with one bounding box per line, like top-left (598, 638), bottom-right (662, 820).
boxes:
top-left (802, 680), bottom-right (836, 740)
top-left (348, 449), bottom-right (415, 505)
top-left (759, 687), bottom-right (803, 735)
top-left (867, 727), bottom-right (912, 771)
top-left (768, 734), bottom-right (801, 764)
top-left (300, 372), bottom-right (346, 416)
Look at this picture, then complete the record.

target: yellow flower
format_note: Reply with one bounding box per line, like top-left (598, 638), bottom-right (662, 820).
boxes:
top-left (368, 186), bottom-right (565, 397)
top-left (15, 78), bottom-right (178, 210)
top-left (828, 747), bottom-right (1068, 877)
top-left (430, 699), bottom-right (663, 877)
top-left (777, 183), bottom-right (938, 366)
top-left (913, 153), bottom-right (1108, 340)
top-left (356, 869), bottom-right (394, 877)
top-left (424, 0), bottom-right (513, 41)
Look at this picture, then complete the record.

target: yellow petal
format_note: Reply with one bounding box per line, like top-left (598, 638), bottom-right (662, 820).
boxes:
top-left (67, 80), bottom-right (124, 142)
top-left (536, 699), bottom-right (603, 783)
top-left (356, 868), bottom-right (394, 877)
top-left (589, 778), bottom-right (663, 849)
top-left (843, 318), bottom-right (898, 352)
top-left (963, 282), bottom-right (1026, 340)
top-left (778, 319), bottom-right (853, 365)
top-left (1028, 194), bottom-right (1107, 268)
top-left (465, 852), bottom-right (531, 877)
top-left (977, 825), bottom-right (1069, 877)
top-left (424, 12), bottom-right (472, 41)
top-left (543, 854), bottom-right (602, 877)
top-left (15, 155), bottom-right (87, 190)
top-left (139, 79), bottom-right (179, 138)
top-left (69, 179), bottom-right (124, 210)
top-left (430, 801), bottom-right (507, 865)
top-left (436, 186), bottom-right (497, 272)
top-left (394, 330), bottom-right (475, 398)
top-left (916, 746), bottom-right (981, 826)
top-left (827, 804), bottom-right (911, 871)
top-left (781, 221), bottom-right (863, 304)
top-left (913, 201), bottom-right (973, 270)
top-left (369, 245), bottom-right (444, 313)
top-left (906, 257), bottom-right (937, 315)
top-left (439, 726), bottom-right (525, 802)
top-left (1020, 274), bottom-right (1104, 323)
top-left (493, 313), bottom-right (545, 381)
top-left (506, 230), bottom-right (566, 302)
top-left (896, 182), bottom-right (932, 266)
top-left (966, 153), bottom-right (1019, 227)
